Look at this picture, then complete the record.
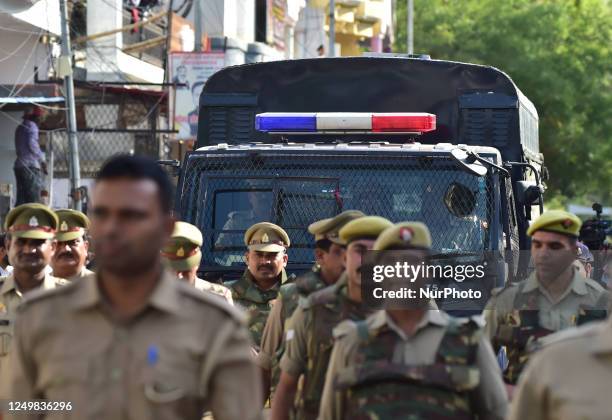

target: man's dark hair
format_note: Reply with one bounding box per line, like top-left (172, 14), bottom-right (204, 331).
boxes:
top-left (0, 233), bottom-right (6, 249)
top-left (96, 154), bottom-right (174, 213)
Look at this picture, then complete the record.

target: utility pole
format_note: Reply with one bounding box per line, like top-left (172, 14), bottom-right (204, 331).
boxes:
top-left (407, 0), bottom-right (413, 54)
top-left (329, 0), bottom-right (335, 57)
top-left (59, 0), bottom-right (81, 211)
top-left (194, 0), bottom-right (202, 51)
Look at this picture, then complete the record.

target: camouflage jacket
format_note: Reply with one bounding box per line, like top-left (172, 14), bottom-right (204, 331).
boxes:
top-left (285, 274), bottom-right (375, 420)
top-left (228, 269), bottom-right (293, 350)
top-left (484, 270), bottom-right (607, 384)
top-left (334, 314), bottom-right (481, 420)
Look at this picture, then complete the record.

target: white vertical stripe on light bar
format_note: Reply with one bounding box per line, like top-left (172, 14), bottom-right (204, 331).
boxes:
top-left (316, 113), bottom-right (372, 130)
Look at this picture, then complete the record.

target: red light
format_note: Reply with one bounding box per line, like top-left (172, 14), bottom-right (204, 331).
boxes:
top-left (371, 113), bottom-right (436, 132)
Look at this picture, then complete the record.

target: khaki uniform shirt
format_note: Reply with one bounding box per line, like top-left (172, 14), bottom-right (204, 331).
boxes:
top-left (1, 270), bottom-right (262, 420)
top-left (256, 293), bottom-right (286, 370)
top-left (509, 318), bottom-right (612, 420)
top-left (319, 310), bottom-right (508, 420)
top-left (484, 269), bottom-right (606, 339)
top-left (256, 268), bottom-right (325, 370)
top-left (0, 273), bottom-right (67, 376)
top-left (194, 277), bottom-right (234, 305)
top-left (279, 274), bottom-right (359, 378)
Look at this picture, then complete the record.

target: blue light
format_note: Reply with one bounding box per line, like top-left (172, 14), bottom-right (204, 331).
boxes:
top-left (255, 113), bottom-right (317, 132)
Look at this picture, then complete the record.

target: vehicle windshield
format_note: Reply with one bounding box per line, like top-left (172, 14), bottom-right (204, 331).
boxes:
top-left (179, 151), bottom-right (496, 270)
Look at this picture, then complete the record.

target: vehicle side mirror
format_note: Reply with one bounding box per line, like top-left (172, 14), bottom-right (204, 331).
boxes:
top-left (450, 148), bottom-right (488, 177)
top-left (516, 181), bottom-right (542, 206)
top-left (158, 159), bottom-right (181, 177)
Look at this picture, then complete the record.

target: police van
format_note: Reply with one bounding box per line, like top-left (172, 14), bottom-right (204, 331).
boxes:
top-left (168, 55), bottom-right (545, 309)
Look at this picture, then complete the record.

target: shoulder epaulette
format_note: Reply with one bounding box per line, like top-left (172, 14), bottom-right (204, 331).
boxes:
top-left (300, 284), bottom-right (338, 309)
top-left (20, 280), bottom-right (79, 308)
top-left (585, 277), bottom-right (605, 293)
top-left (279, 282), bottom-right (297, 301)
top-left (332, 319), bottom-right (358, 340)
top-left (295, 271), bottom-right (321, 294)
top-left (177, 281), bottom-right (247, 323)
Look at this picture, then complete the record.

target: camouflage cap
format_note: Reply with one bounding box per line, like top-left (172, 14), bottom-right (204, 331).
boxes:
top-left (308, 210), bottom-right (366, 244)
top-left (374, 221), bottom-right (432, 251)
top-left (338, 216), bottom-right (393, 245)
top-left (4, 203), bottom-right (58, 240)
top-left (527, 210), bottom-right (582, 238)
top-left (244, 222), bottom-right (290, 252)
top-left (161, 221), bottom-right (203, 271)
top-left (55, 209), bottom-right (90, 242)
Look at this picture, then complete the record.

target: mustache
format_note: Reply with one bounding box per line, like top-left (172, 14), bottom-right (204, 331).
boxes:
top-left (257, 264), bottom-right (274, 271)
top-left (57, 252), bottom-right (76, 259)
top-left (356, 265), bottom-right (362, 274)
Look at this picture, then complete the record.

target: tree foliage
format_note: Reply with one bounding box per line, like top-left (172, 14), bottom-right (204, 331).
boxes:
top-left (394, 0), bottom-right (611, 205)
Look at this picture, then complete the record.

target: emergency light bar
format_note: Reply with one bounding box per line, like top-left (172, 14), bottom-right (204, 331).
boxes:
top-left (255, 112), bottom-right (436, 134)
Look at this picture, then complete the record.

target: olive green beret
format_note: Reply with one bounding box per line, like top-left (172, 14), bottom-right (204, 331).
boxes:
top-left (338, 216), bottom-right (393, 245)
top-left (162, 221), bottom-right (203, 271)
top-left (4, 203), bottom-right (58, 240)
top-left (527, 210), bottom-right (582, 238)
top-left (308, 210), bottom-right (365, 243)
top-left (55, 209), bottom-right (90, 242)
top-left (373, 222), bottom-right (432, 251)
top-left (244, 222), bottom-right (290, 252)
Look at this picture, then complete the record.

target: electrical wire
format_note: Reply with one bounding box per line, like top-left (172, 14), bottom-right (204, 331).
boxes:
top-left (0, 30), bottom-right (38, 63)
top-left (0, 48), bottom-right (54, 110)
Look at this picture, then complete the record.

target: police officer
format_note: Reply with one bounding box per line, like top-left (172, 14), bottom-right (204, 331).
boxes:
top-left (50, 209), bottom-right (94, 281)
top-left (258, 210), bottom-right (364, 400)
top-left (484, 210), bottom-right (607, 388)
top-left (0, 203), bottom-right (67, 376)
top-left (162, 220), bottom-right (233, 304)
top-left (509, 313), bottom-right (612, 419)
top-left (271, 216), bottom-right (392, 420)
top-left (228, 222), bottom-right (292, 350)
top-left (1, 155), bottom-right (262, 419)
top-left (318, 222), bottom-right (508, 420)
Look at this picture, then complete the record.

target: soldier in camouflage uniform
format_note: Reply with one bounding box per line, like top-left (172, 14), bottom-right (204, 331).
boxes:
top-left (484, 210), bottom-right (607, 389)
top-left (0, 204), bottom-right (67, 376)
top-left (50, 209), bottom-right (94, 282)
top-left (271, 216), bottom-right (392, 420)
top-left (258, 210), bottom-right (364, 400)
top-left (227, 222), bottom-right (293, 350)
top-left (161, 221), bottom-right (233, 304)
top-left (319, 222), bottom-right (508, 420)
